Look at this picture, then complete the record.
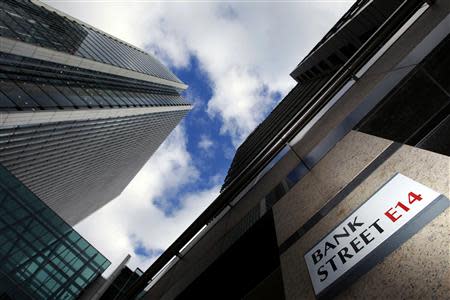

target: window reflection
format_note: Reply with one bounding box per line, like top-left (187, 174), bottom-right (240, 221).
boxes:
top-left (0, 0), bottom-right (181, 82)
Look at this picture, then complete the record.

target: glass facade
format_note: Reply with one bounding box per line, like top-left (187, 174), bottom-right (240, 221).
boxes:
top-left (0, 52), bottom-right (188, 111)
top-left (0, 109), bottom-right (188, 225)
top-left (0, 0), bottom-right (180, 83)
top-left (99, 267), bottom-right (142, 300)
top-left (357, 34), bottom-right (450, 156)
top-left (0, 0), bottom-right (190, 225)
top-left (0, 164), bottom-right (110, 300)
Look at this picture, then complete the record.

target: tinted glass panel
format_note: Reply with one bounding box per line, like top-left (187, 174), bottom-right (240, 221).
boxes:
top-left (40, 85), bottom-right (75, 108)
top-left (356, 34), bottom-right (450, 159)
top-left (0, 0), bottom-right (182, 83)
top-left (357, 70), bottom-right (448, 143)
top-left (0, 90), bottom-right (16, 108)
top-left (0, 165), bottom-right (110, 300)
top-left (423, 35), bottom-right (450, 94)
top-left (416, 115), bottom-right (450, 156)
top-left (55, 86), bottom-right (87, 107)
top-left (0, 81), bottom-right (38, 108)
top-left (18, 82), bottom-right (58, 108)
top-left (0, 52), bottom-right (185, 111)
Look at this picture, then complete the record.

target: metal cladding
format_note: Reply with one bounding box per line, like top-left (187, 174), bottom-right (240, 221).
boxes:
top-left (0, 0), bottom-right (191, 225)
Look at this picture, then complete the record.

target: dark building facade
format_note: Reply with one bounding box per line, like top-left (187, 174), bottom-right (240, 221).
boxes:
top-left (0, 164), bottom-right (110, 300)
top-left (120, 0), bottom-right (450, 299)
top-left (98, 266), bottom-right (143, 300)
top-left (0, 0), bottom-right (191, 225)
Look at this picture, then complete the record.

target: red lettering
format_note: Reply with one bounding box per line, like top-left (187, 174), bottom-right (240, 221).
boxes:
top-left (395, 201), bottom-right (409, 212)
top-left (384, 191), bottom-right (423, 223)
top-left (384, 207), bottom-right (402, 222)
top-left (408, 192), bottom-right (422, 204)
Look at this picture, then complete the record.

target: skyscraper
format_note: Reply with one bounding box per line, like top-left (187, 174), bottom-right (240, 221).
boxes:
top-left (122, 0), bottom-right (450, 299)
top-left (0, 0), bottom-right (191, 225)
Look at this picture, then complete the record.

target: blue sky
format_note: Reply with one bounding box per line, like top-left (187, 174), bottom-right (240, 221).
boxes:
top-left (159, 55), bottom-right (284, 215)
top-left (154, 56), bottom-right (231, 215)
top-left (45, 0), bottom-right (354, 275)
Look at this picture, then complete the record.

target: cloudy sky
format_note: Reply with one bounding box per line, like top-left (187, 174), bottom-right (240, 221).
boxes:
top-left (44, 0), bottom-right (354, 276)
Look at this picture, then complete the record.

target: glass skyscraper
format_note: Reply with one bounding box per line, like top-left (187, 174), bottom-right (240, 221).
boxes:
top-left (0, 164), bottom-right (110, 299)
top-left (0, 0), bottom-right (191, 225)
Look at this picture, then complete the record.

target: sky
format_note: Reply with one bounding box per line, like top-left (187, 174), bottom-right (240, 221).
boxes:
top-left (43, 0), bottom-right (354, 276)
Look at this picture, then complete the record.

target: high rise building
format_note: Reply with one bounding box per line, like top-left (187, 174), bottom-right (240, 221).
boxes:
top-left (0, 0), bottom-right (191, 225)
top-left (121, 0), bottom-right (450, 299)
top-left (0, 164), bottom-right (110, 300)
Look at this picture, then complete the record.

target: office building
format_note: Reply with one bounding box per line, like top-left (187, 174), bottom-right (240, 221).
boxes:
top-left (0, 0), bottom-right (191, 225)
top-left (121, 0), bottom-right (450, 299)
top-left (75, 255), bottom-right (143, 300)
top-left (97, 265), bottom-right (142, 300)
top-left (0, 164), bottom-right (110, 300)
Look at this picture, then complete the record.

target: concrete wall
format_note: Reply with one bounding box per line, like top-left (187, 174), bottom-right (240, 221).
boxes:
top-left (275, 131), bottom-right (449, 299)
top-left (274, 131), bottom-right (393, 245)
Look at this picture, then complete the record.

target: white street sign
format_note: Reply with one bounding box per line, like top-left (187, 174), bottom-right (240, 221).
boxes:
top-left (304, 173), bottom-right (446, 296)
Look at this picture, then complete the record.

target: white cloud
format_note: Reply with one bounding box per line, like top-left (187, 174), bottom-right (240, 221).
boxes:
top-left (143, 2), bottom-right (354, 145)
top-left (46, 0), bottom-right (354, 146)
top-left (45, 0), bottom-right (355, 275)
top-left (198, 134), bottom-right (214, 152)
top-left (74, 126), bottom-right (220, 276)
